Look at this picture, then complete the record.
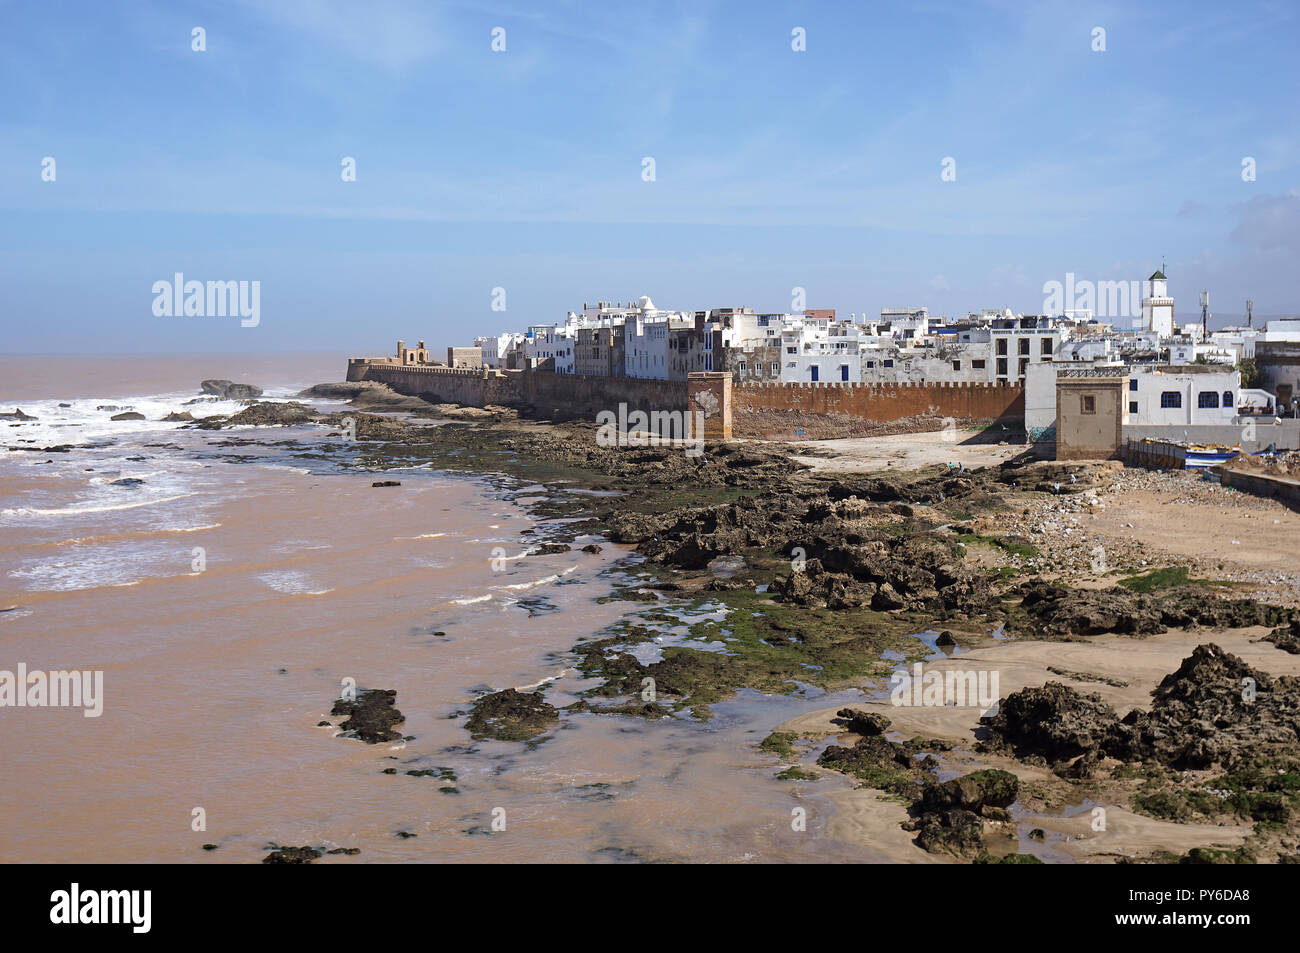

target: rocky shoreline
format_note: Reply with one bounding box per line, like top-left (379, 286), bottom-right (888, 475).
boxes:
top-left (195, 383), bottom-right (1300, 863)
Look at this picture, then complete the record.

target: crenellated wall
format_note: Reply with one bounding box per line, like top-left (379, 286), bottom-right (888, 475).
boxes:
top-left (346, 358), bottom-right (688, 419)
top-left (733, 380), bottom-right (1024, 423)
top-left (345, 359), bottom-right (1027, 433)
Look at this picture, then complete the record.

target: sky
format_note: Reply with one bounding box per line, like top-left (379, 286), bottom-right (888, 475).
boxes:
top-left (1, 0), bottom-right (1297, 354)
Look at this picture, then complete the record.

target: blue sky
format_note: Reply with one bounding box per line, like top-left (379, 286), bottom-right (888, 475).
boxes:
top-left (1, 0), bottom-right (1297, 353)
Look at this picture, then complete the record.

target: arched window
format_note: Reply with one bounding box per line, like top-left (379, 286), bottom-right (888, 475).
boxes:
top-left (1223, 391), bottom-right (1233, 409)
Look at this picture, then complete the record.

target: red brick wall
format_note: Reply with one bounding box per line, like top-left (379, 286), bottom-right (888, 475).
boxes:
top-left (734, 381), bottom-right (1023, 424)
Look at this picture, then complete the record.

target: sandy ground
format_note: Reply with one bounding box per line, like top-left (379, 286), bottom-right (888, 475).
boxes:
top-left (769, 428), bottom-right (1027, 472)
top-left (784, 626), bottom-right (1298, 863)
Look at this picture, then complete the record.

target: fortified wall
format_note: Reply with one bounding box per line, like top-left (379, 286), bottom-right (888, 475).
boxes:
top-left (346, 358), bottom-right (687, 420)
top-left (731, 380), bottom-right (1024, 437)
top-left (346, 358), bottom-right (1026, 435)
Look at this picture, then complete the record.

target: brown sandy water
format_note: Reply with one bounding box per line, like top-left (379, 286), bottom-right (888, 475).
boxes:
top-left (0, 355), bottom-right (882, 864)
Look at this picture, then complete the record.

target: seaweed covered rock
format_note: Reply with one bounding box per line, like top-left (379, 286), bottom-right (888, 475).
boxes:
top-left (918, 769), bottom-right (1019, 815)
top-left (197, 400), bottom-right (322, 429)
top-left (331, 688), bottom-right (405, 744)
top-left (769, 559), bottom-right (877, 609)
top-left (465, 688), bottom-right (558, 741)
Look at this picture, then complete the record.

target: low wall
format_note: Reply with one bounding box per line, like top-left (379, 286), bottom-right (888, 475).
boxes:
top-left (1122, 420), bottom-right (1299, 453)
top-left (733, 381), bottom-right (1024, 424)
top-left (1212, 466), bottom-right (1300, 511)
top-left (347, 360), bottom-right (520, 406)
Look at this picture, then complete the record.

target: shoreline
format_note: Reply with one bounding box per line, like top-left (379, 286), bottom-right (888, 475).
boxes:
top-left (8, 373), bottom-right (1300, 863)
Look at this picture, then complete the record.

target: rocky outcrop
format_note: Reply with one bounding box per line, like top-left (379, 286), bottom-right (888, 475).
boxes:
top-left (982, 645), bottom-right (1300, 771)
top-left (1013, 581), bottom-right (1288, 639)
top-left (201, 379), bottom-right (263, 400)
top-left (330, 689), bottom-right (404, 744)
top-left (261, 846), bottom-right (321, 864)
top-left (196, 401), bottom-right (322, 428)
top-left (110, 411), bottom-right (146, 421)
top-left (0, 408), bottom-right (36, 420)
top-left (831, 708), bottom-right (891, 736)
top-left (465, 688), bottom-right (558, 741)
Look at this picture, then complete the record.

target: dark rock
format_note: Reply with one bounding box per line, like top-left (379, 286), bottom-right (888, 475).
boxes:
top-left (162, 411), bottom-right (194, 422)
top-left (581, 544), bottom-right (603, 554)
top-left (831, 707), bottom-right (891, 736)
top-left (0, 408), bottom-right (36, 420)
top-left (372, 480), bottom-right (401, 487)
top-left (534, 543), bottom-right (571, 555)
top-left (110, 412), bottom-right (146, 421)
top-left (108, 478), bottom-right (145, 487)
top-left (980, 681), bottom-right (1123, 763)
top-left (915, 809), bottom-right (985, 857)
top-left (465, 688), bottom-right (559, 741)
top-left (918, 769), bottom-right (1019, 814)
top-left (196, 401), bottom-right (322, 429)
top-left (201, 379), bottom-right (264, 400)
top-left (936, 630), bottom-right (957, 647)
top-left (330, 689), bottom-right (405, 744)
top-left (262, 846), bottom-right (321, 864)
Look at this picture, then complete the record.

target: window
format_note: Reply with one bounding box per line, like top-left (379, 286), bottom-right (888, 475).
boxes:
top-left (866, 361), bottom-right (875, 368)
top-left (1130, 401), bottom-right (1138, 414)
top-left (1018, 358), bottom-right (1028, 377)
top-left (1041, 338), bottom-right (1053, 355)
top-left (1081, 395), bottom-right (1096, 414)
top-left (786, 346), bottom-right (796, 354)
top-left (1198, 392), bottom-right (1219, 409)
top-left (997, 339), bottom-right (1008, 355)
top-left (1160, 391), bottom-right (1182, 409)
top-left (972, 359), bottom-right (985, 370)
top-left (840, 364), bottom-right (850, 381)
top-left (1019, 339), bottom-right (1030, 355)
top-left (738, 361), bottom-right (747, 372)
top-left (883, 359), bottom-right (894, 368)
top-left (952, 361), bottom-right (961, 371)
top-left (1129, 379), bottom-right (1137, 391)
top-left (810, 366), bottom-right (819, 382)
top-left (1223, 391), bottom-right (1233, 408)
top-left (997, 358), bottom-right (1008, 376)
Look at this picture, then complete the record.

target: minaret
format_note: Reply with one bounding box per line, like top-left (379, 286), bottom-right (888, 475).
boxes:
top-left (1141, 266), bottom-right (1174, 336)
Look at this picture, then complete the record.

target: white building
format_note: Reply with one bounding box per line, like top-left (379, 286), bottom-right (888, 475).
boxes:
top-left (1140, 269), bottom-right (1175, 337)
top-left (1124, 366), bottom-right (1239, 426)
top-left (478, 332), bottom-right (525, 368)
